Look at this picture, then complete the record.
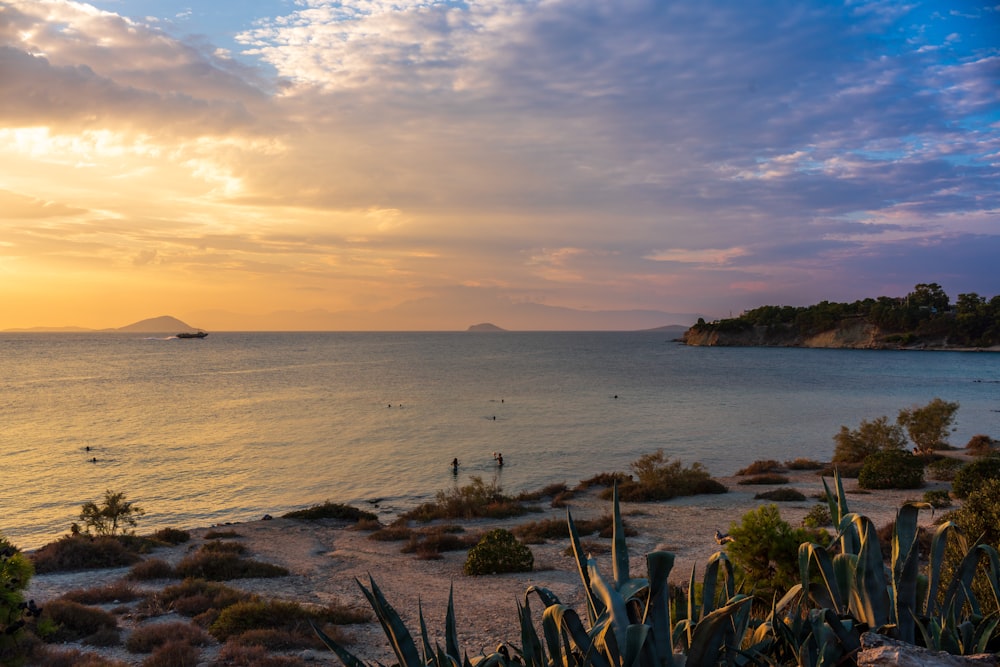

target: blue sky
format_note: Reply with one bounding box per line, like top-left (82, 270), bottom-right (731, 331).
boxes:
top-left (0, 0), bottom-right (998, 329)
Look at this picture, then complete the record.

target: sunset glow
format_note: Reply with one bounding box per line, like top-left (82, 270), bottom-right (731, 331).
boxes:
top-left (2, 0), bottom-right (998, 330)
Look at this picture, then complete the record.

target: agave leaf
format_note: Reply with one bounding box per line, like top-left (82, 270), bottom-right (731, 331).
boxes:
top-left (611, 483), bottom-right (631, 589)
top-left (621, 623), bottom-right (650, 667)
top-left (540, 604), bottom-right (569, 667)
top-left (685, 595), bottom-right (753, 665)
top-left (446, 584), bottom-right (460, 660)
top-left (799, 542), bottom-right (844, 614)
top-left (892, 502), bottom-right (930, 644)
top-left (972, 611), bottom-right (1000, 654)
top-left (418, 602), bottom-right (434, 663)
top-left (525, 585), bottom-right (563, 608)
top-left (701, 551), bottom-right (735, 616)
top-left (642, 550), bottom-right (675, 666)
top-left (358, 576), bottom-right (423, 667)
top-left (311, 618), bottom-right (370, 667)
top-left (824, 470), bottom-right (854, 553)
top-left (843, 514), bottom-right (889, 628)
top-left (518, 598), bottom-right (546, 667)
top-left (589, 559), bottom-right (630, 655)
top-left (943, 542), bottom-right (988, 616)
top-left (567, 509), bottom-right (602, 624)
top-left (543, 604), bottom-right (612, 667)
top-left (685, 564), bottom-right (698, 646)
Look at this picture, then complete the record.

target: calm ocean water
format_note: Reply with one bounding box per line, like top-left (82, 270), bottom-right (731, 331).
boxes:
top-left (2, 331), bottom-right (998, 549)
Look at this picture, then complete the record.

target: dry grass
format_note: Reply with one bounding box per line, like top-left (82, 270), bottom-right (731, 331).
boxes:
top-left (128, 558), bottom-right (177, 581)
top-left (175, 550), bottom-right (289, 581)
top-left (125, 620), bottom-right (210, 653)
top-left (61, 581), bottom-right (143, 605)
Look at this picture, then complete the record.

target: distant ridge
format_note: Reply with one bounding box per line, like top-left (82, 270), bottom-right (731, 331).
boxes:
top-left (3, 315), bottom-right (200, 333)
top-left (116, 315), bottom-right (199, 333)
top-left (467, 323), bottom-right (506, 332)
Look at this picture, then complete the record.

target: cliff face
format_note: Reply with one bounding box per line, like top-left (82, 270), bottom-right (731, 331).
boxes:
top-left (682, 318), bottom-right (890, 349)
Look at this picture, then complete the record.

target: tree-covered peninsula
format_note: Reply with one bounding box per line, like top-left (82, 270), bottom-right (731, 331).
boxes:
top-left (684, 283), bottom-right (1000, 349)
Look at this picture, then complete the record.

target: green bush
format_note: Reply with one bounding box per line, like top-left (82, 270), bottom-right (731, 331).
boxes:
top-left (857, 449), bottom-right (924, 489)
top-left (925, 456), bottom-right (964, 481)
top-left (941, 478), bottom-right (1000, 613)
top-left (801, 504), bottom-right (832, 528)
top-left (951, 453), bottom-right (1000, 499)
top-left (922, 489), bottom-right (952, 508)
top-left (1, 533), bottom-right (35, 664)
top-left (282, 501), bottom-right (377, 522)
top-left (897, 397), bottom-right (960, 455)
top-left (463, 529), bottom-right (533, 576)
top-left (613, 451), bottom-right (727, 501)
top-left (832, 415), bottom-right (907, 463)
top-left (726, 504), bottom-right (827, 598)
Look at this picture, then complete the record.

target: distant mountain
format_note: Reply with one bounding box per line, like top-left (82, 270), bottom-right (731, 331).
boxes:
top-left (467, 323), bottom-right (506, 332)
top-left (116, 315), bottom-right (199, 332)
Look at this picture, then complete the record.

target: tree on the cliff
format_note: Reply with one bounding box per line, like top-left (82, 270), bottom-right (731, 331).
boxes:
top-left (833, 415), bottom-right (908, 463)
top-left (897, 398), bottom-right (960, 455)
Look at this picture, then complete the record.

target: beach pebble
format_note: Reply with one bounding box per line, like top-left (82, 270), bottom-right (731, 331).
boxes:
top-left (301, 649), bottom-right (318, 661)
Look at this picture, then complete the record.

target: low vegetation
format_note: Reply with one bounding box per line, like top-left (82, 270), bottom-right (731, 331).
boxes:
top-left (857, 449), bottom-right (925, 489)
top-left (736, 473), bottom-right (789, 485)
top-left (175, 549), bottom-right (289, 581)
top-left (401, 477), bottom-right (528, 522)
top-left (125, 620), bottom-right (209, 653)
top-left (951, 453), bottom-right (1000, 499)
top-left (29, 535), bottom-right (142, 574)
top-left (610, 450), bottom-right (727, 501)
top-left (463, 529), bottom-right (534, 575)
top-left (282, 501), bottom-right (377, 522)
top-left (753, 488), bottom-right (806, 501)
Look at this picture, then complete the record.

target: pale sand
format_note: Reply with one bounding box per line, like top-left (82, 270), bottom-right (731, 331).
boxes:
top-left (25, 471), bottom-right (953, 665)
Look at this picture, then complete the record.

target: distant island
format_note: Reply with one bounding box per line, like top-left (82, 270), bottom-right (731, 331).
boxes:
top-left (4, 315), bottom-right (202, 334)
top-left (467, 323), bottom-right (506, 332)
top-left (683, 283), bottom-right (1000, 350)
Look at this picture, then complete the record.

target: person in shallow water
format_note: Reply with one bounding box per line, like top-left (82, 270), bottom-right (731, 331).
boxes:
top-left (451, 457), bottom-right (459, 473)
top-left (494, 452), bottom-right (504, 466)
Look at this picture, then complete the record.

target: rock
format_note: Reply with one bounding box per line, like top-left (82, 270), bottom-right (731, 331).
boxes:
top-left (301, 648), bottom-right (318, 661)
top-left (858, 632), bottom-right (998, 666)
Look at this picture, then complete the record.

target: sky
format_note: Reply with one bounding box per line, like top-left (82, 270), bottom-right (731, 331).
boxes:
top-left (0, 1), bottom-right (998, 331)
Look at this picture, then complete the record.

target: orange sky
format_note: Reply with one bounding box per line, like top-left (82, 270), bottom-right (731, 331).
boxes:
top-left (2, 1), bottom-right (997, 330)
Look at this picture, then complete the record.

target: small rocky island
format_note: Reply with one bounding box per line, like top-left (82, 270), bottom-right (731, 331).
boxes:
top-left (467, 323), bottom-right (506, 332)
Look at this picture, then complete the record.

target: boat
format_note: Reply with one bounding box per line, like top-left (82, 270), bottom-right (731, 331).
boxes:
top-left (176, 331), bottom-right (208, 339)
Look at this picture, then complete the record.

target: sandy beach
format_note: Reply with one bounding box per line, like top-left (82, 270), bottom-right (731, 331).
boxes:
top-left (24, 470), bottom-right (954, 665)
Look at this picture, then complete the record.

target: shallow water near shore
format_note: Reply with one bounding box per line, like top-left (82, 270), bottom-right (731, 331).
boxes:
top-left (2, 331), bottom-right (998, 549)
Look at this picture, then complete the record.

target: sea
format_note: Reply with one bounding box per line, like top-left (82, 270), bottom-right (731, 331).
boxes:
top-left (2, 331), bottom-right (998, 550)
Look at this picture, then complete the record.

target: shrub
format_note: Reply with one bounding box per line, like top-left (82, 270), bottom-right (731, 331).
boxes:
top-left (175, 551), bottom-right (289, 581)
top-left (401, 529), bottom-right (478, 558)
top-left (513, 514), bottom-right (622, 543)
top-left (922, 489), bottom-right (952, 508)
top-left (367, 524), bottom-right (413, 542)
top-left (1, 533), bottom-right (35, 664)
top-left (203, 530), bottom-right (242, 539)
top-left (857, 449), bottom-right (924, 489)
top-left (736, 460), bottom-right (784, 475)
top-left (23, 646), bottom-right (130, 667)
top-left (801, 504), bottom-right (832, 528)
top-left (816, 461), bottom-right (864, 478)
top-left (516, 482), bottom-right (569, 502)
top-left (726, 504), bottom-right (827, 598)
top-left (754, 488), bottom-right (806, 501)
top-left (129, 558), bottom-right (177, 581)
top-left (125, 621), bottom-right (209, 653)
top-left (464, 529), bottom-right (533, 575)
top-left (79, 490), bottom-right (144, 537)
top-left (151, 528), bottom-right (190, 545)
top-left (62, 581), bottom-right (141, 605)
top-left (215, 642), bottom-right (312, 666)
top-left (966, 434), bottom-right (997, 456)
top-left (41, 599), bottom-right (119, 644)
top-left (576, 472), bottom-right (632, 490)
top-left (141, 639), bottom-right (201, 667)
top-left (282, 502), bottom-right (377, 522)
top-left (951, 453), bottom-right (1000, 499)
top-left (30, 535), bottom-right (141, 573)
top-left (941, 478), bottom-right (1000, 613)
top-left (897, 397), bottom-right (960, 454)
top-left (784, 458), bottom-right (824, 470)
top-left (613, 451), bottom-right (727, 502)
top-left (926, 456), bottom-right (964, 481)
top-left (737, 474), bottom-right (790, 485)
top-left (158, 579), bottom-right (253, 619)
top-left (209, 599), bottom-right (368, 643)
top-left (402, 477), bottom-right (527, 522)
top-left (832, 415), bottom-right (907, 463)
top-left (200, 540), bottom-right (248, 555)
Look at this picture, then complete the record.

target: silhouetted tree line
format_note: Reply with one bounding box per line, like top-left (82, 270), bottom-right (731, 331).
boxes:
top-left (692, 283), bottom-right (1000, 347)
